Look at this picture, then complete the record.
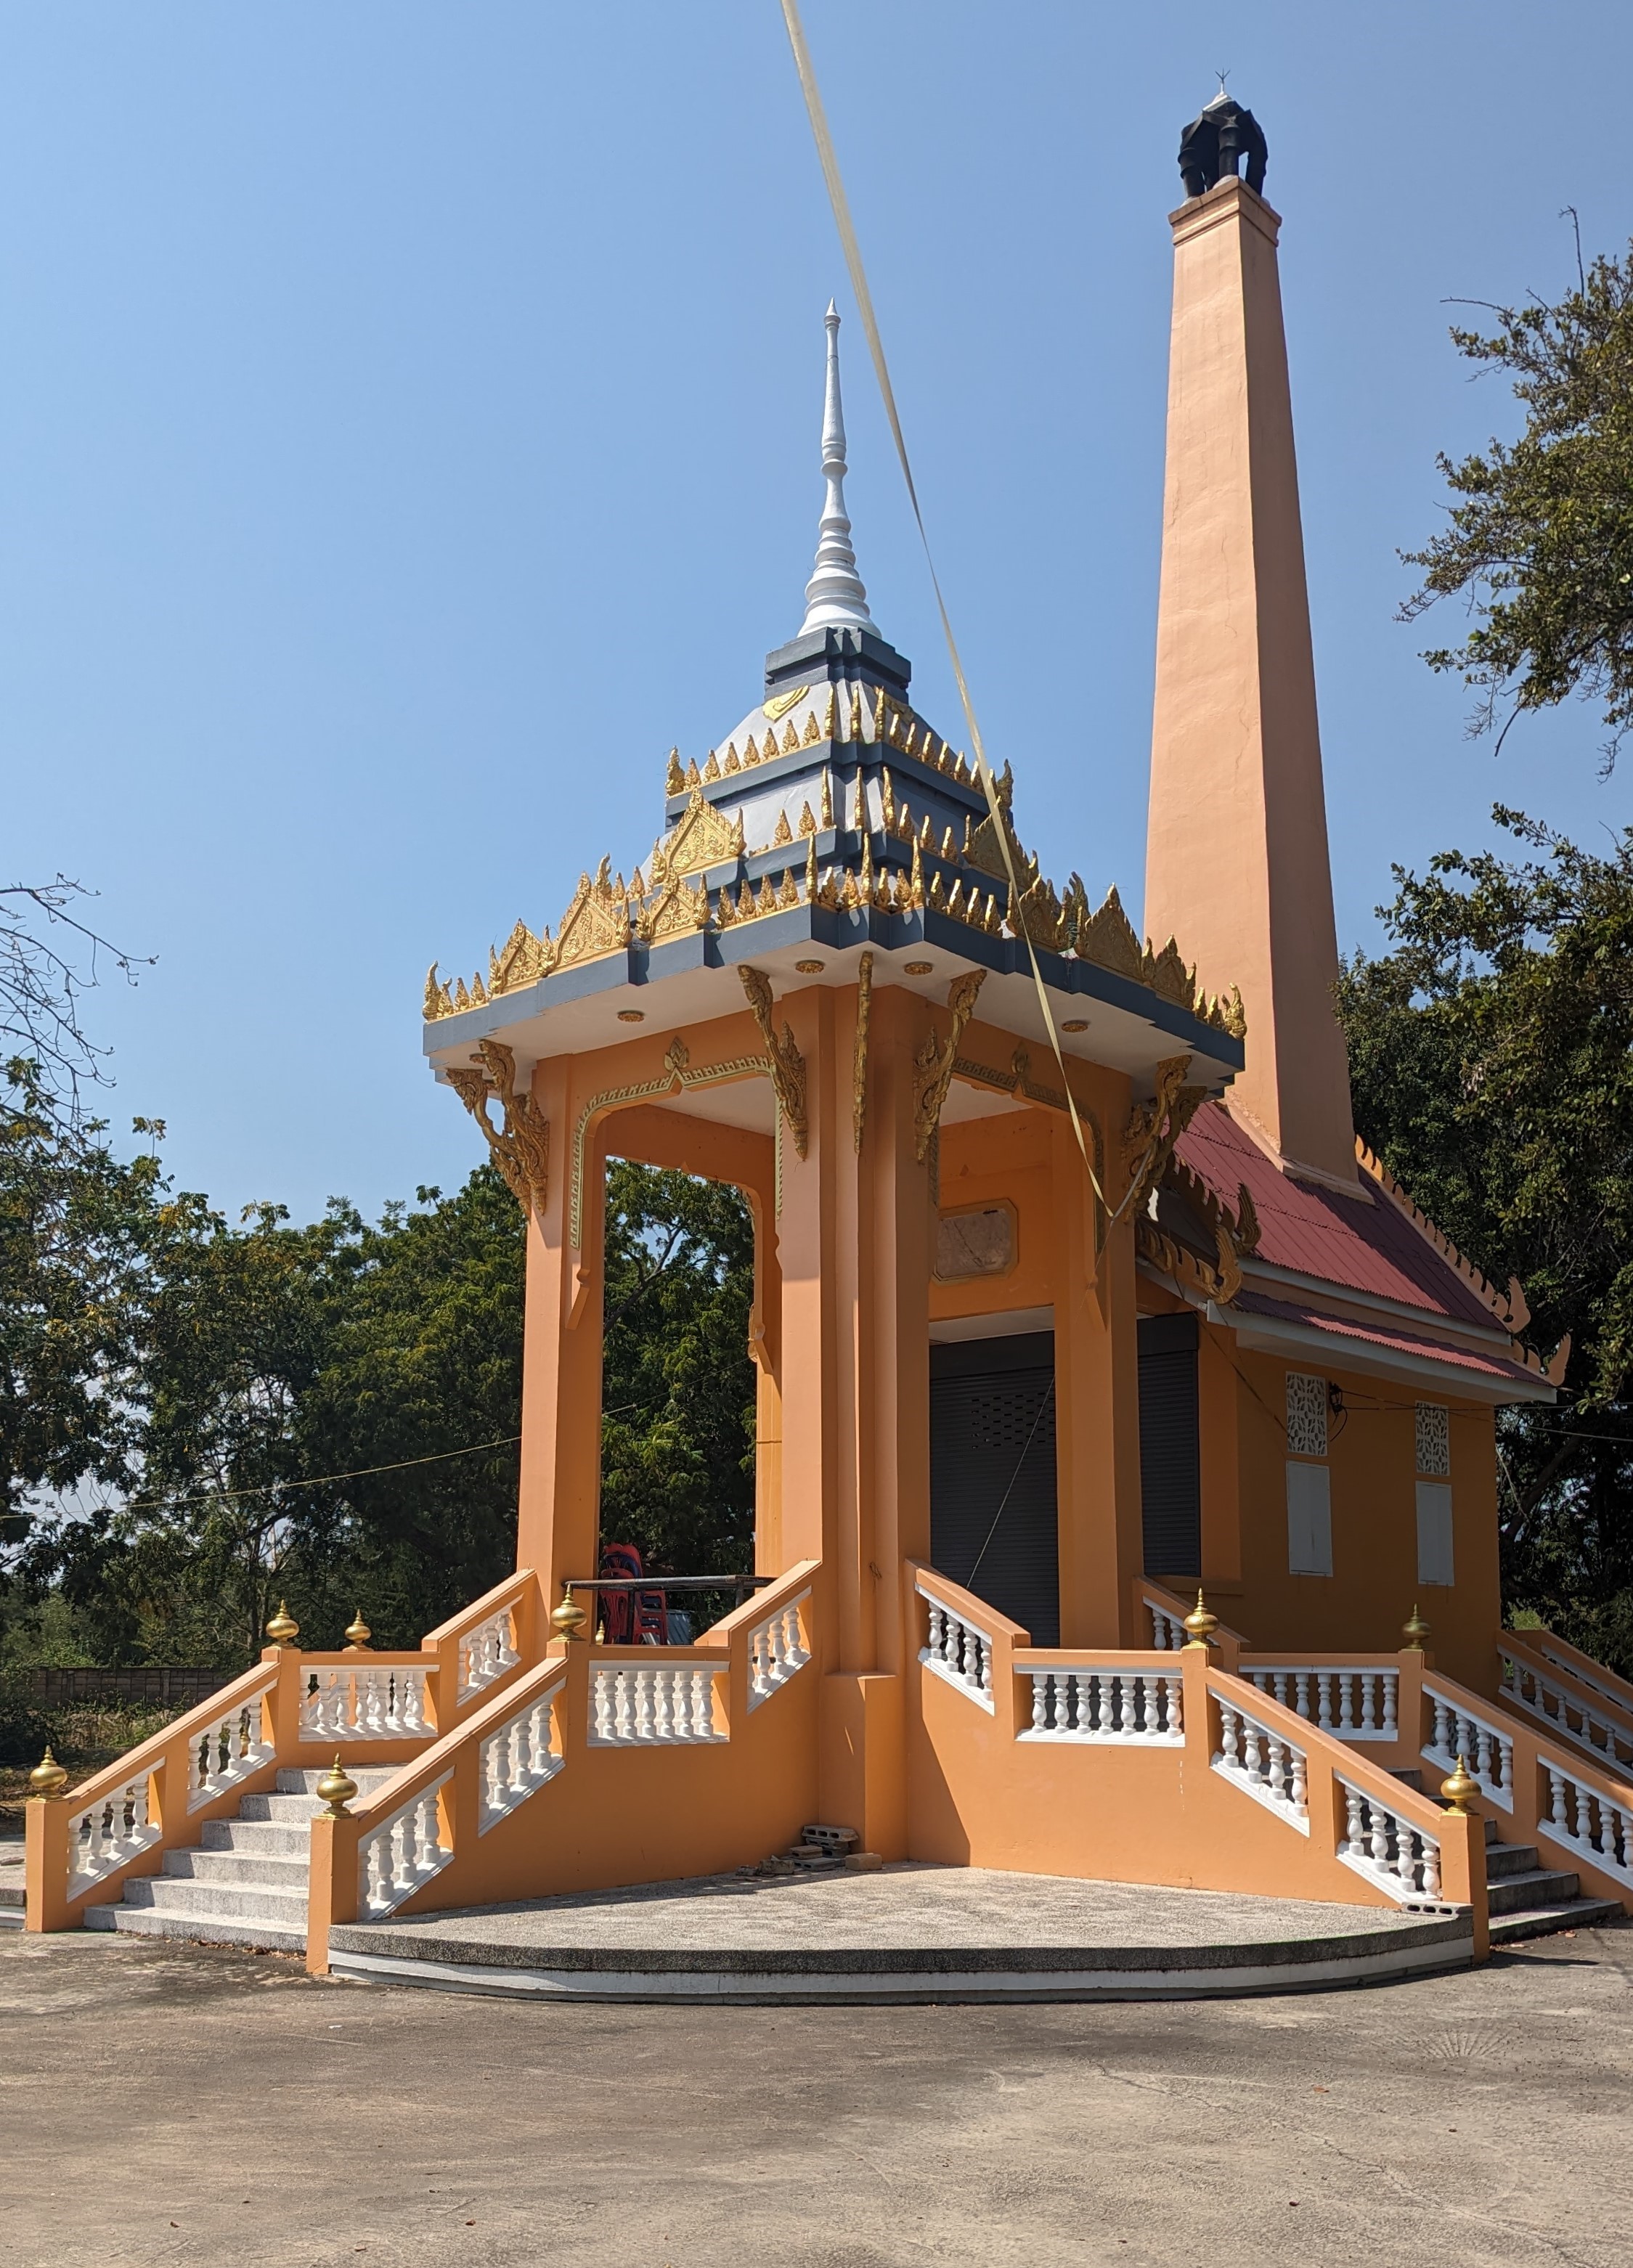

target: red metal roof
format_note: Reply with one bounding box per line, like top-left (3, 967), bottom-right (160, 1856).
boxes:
top-left (1175, 1103), bottom-right (1499, 1330)
top-left (1227, 1286), bottom-right (1538, 1385)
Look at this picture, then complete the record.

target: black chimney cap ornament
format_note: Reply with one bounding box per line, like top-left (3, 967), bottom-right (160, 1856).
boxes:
top-left (1178, 89), bottom-right (1268, 198)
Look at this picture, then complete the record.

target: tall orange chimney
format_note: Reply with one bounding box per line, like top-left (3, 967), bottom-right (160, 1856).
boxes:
top-left (1144, 102), bottom-right (1357, 1191)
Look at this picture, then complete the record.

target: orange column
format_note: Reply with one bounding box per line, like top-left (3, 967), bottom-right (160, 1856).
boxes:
top-left (1051, 1107), bottom-right (1145, 1645)
top-left (514, 1055), bottom-right (606, 1629)
top-left (775, 976), bottom-right (932, 1856)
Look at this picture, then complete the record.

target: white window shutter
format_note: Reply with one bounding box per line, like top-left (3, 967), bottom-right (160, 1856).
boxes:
top-left (1286, 1460), bottom-right (1333, 1577)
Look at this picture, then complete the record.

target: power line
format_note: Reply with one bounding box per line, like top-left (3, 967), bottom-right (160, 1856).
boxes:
top-left (104, 1434), bottom-right (523, 1517)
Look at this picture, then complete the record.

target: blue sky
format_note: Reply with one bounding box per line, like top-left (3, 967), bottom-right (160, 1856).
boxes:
top-left (5, 3), bottom-right (1628, 1223)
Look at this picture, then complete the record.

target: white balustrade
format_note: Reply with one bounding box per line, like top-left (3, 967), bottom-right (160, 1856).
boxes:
top-left (1499, 1650), bottom-right (1633, 1774)
top-left (300, 1663), bottom-right (431, 1743)
top-left (1336, 1778), bottom-right (1444, 1904)
top-left (1144, 1596), bottom-right (1189, 1651)
top-left (67, 1767), bottom-right (164, 1898)
top-left (918, 1588), bottom-right (995, 1714)
top-left (1211, 1695), bottom-right (1310, 1832)
top-left (587, 1660), bottom-right (727, 1745)
top-left (457, 1604), bottom-right (521, 1704)
top-left (1422, 1684), bottom-right (1515, 1811)
top-left (1242, 1665), bottom-right (1398, 1742)
top-left (1539, 1639), bottom-right (1633, 1713)
top-left (186, 1680), bottom-right (277, 1811)
top-left (357, 1772), bottom-right (455, 1917)
top-left (1020, 1665), bottom-right (1184, 1744)
top-left (479, 1682), bottom-right (565, 1832)
top-left (1539, 1761), bottom-right (1633, 1888)
top-left (746, 1590), bottom-right (812, 1711)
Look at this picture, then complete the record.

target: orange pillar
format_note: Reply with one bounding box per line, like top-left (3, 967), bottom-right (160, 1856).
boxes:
top-left (1051, 1108), bottom-right (1145, 1644)
top-left (514, 1055), bottom-right (606, 1626)
top-left (776, 976), bottom-right (932, 1856)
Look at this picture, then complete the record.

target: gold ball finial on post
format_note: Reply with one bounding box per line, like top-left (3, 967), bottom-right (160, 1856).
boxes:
top-left (550, 1589), bottom-right (588, 1644)
top-left (265, 1600), bottom-right (299, 1649)
top-left (1182, 1588), bottom-right (1218, 1649)
top-left (1401, 1604), bottom-right (1431, 1652)
top-left (1440, 1753), bottom-right (1480, 1814)
top-left (29, 1746), bottom-right (68, 1799)
top-left (315, 1755), bottom-right (358, 1818)
top-left (344, 1609), bottom-right (372, 1650)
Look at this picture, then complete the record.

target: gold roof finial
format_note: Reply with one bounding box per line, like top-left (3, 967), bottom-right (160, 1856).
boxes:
top-left (1401, 1604), bottom-right (1431, 1652)
top-left (344, 1610), bottom-right (372, 1651)
top-left (316, 1755), bottom-right (359, 1818)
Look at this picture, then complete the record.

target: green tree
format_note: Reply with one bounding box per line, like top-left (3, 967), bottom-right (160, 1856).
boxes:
top-left (1338, 809), bottom-right (1633, 1669)
top-left (598, 1161), bottom-right (757, 1580)
top-left (1401, 237), bottom-right (1633, 767)
top-left (0, 1065), bottom-right (161, 1548)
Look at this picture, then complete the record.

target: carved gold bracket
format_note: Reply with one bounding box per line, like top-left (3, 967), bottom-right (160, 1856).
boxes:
top-left (913, 971), bottom-right (986, 1164)
top-left (852, 951), bottom-right (874, 1154)
top-left (738, 967), bottom-right (809, 1161)
top-left (1120, 1054), bottom-right (1208, 1220)
top-left (444, 1041), bottom-right (550, 1218)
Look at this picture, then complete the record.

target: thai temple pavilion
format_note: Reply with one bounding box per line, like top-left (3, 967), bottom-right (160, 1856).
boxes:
top-left (25, 95), bottom-right (1633, 1990)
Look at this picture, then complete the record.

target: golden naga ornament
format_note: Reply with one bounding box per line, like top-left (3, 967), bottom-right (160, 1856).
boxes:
top-left (738, 966), bottom-right (809, 1159)
top-left (446, 1039), bottom-right (551, 1220)
top-left (265, 1600), bottom-right (299, 1649)
top-left (316, 1755), bottom-right (359, 1818)
top-left (30, 1745), bottom-right (69, 1798)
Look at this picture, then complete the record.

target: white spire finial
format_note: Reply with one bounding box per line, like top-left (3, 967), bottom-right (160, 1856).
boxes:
top-left (798, 301), bottom-right (873, 635)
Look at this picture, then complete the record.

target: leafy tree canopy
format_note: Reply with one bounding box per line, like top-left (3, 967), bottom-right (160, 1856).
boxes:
top-left (1339, 809), bottom-right (1633, 1668)
top-left (1401, 238), bottom-right (1633, 768)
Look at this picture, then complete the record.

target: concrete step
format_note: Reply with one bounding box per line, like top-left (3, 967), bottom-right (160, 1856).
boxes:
top-left (84, 1901), bottom-right (307, 1954)
top-left (199, 1816), bottom-right (310, 1860)
top-left (118, 1872), bottom-right (309, 1926)
top-left (1489, 1896), bottom-right (1626, 1945)
top-left (162, 1847), bottom-right (310, 1891)
top-left (274, 1768), bottom-right (398, 1796)
top-left (1, 1847), bottom-right (25, 1925)
top-left (1485, 1842), bottom-right (1542, 1880)
top-left (1487, 1866), bottom-right (1584, 1916)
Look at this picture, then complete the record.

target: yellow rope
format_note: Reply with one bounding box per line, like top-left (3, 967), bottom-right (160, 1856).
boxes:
top-left (778, 0), bottom-right (1113, 1230)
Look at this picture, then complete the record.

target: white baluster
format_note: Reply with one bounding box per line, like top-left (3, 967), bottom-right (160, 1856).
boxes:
top-left (1165, 1674), bottom-right (1184, 1737)
top-left (1337, 1674), bottom-right (1356, 1734)
top-left (1316, 1675), bottom-right (1335, 1732)
top-left (1219, 1702), bottom-right (1240, 1773)
top-left (1359, 1676), bottom-right (1377, 1734)
top-left (1381, 1675), bottom-right (1398, 1739)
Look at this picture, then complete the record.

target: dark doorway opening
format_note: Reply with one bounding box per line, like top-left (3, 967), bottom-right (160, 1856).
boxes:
top-left (1138, 1312), bottom-right (1201, 1578)
top-left (929, 1331), bottom-right (1059, 1645)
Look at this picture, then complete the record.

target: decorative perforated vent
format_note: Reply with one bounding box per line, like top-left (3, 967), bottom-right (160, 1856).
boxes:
top-left (972, 1387), bottom-right (1056, 1455)
top-left (1416, 1401), bottom-right (1450, 1477)
top-left (1285, 1371), bottom-right (1329, 1460)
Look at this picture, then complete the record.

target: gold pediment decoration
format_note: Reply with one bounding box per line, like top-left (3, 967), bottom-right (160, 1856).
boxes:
top-left (554, 857), bottom-right (632, 971)
top-left (655, 788), bottom-right (747, 881)
top-left (762, 684), bottom-right (810, 725)
top-left (445, 1040), bottom-right (550, 1218)
top-left (1071, 881), bottom-right (1144, 981)
top-left (489, 918), bottom-right (555, 997)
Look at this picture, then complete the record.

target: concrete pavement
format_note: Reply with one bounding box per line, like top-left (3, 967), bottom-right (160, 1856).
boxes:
top-left (2, 1922), bottom-right (1628, 2267)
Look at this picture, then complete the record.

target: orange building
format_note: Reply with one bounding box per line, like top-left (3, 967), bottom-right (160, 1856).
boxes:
top-left (27, 95), bottom-right (1632, 1981)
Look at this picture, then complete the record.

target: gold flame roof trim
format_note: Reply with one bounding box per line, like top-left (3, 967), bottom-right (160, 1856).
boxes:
top-left (424, 704), bottom-right (1247, 1045)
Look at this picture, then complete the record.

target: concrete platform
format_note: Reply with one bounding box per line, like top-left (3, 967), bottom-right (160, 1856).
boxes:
top-left (327, 1861), bottom-right (1475, 2002)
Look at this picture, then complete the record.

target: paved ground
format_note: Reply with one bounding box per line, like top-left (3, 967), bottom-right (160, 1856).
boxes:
top-left (4, 1922), bottom-right (1629, 2268)
top-left (336, 1862), bottom-right (1432, 1952)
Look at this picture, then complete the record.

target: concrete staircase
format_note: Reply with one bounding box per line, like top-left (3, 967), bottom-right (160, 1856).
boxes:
top-left (1482, 1818), bottom-right (1624, 1946)
top-left (83, 1767), bottom-right (399, 1954)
